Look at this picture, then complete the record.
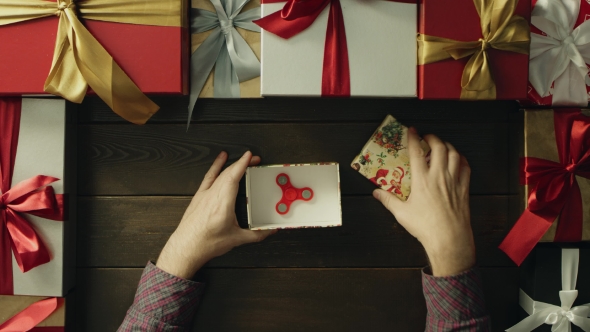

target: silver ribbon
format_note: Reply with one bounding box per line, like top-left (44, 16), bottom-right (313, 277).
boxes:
top-left (506, 249), bottom-right (590, 332)
top-left (529, 0), bottom-right (590, 106)
top-left (188, 0), bottom-right (260, 124)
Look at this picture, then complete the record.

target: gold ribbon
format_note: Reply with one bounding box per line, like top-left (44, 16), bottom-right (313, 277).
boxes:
top-left (417, 0), bottom-right (530, 99)
top-left (0, 0), bottom-right (186, 124)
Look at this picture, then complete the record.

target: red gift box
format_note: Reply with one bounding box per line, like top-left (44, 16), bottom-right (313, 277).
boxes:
top-left (526, 0), bottom-right (590, 106)
top-left (418, 0), bottom-right (531, 100)
top-left (0, 0), bottom-right (189, 124)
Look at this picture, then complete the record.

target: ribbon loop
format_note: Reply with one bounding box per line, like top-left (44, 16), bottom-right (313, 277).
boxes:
top-left (418, 0), bottom-right (530, 99)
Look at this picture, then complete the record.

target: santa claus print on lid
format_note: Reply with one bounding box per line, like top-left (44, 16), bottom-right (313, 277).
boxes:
top-left (352, 115), bottom-right (430, 201)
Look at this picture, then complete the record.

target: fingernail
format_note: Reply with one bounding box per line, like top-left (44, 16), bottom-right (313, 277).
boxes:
top-left (218, 151), bottom-right (226, 159)
top-left (373, 190), bottom-right (380, 199)
top-left (409, 127), bottom-right (417, 135)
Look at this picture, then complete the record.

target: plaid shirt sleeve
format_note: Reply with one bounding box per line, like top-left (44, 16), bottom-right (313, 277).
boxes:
top-left (117, 261), bottom-right (205, 332)
top-left (422, 267), bottom-right (491, 332)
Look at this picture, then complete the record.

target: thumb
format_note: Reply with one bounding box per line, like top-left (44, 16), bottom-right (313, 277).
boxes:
top-left (373, 189), bottom-right (404, 217)
top-left (238, 229), bottom-right (277, 245)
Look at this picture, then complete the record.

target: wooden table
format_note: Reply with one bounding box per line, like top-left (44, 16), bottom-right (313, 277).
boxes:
top-left (72, 96), bottom-right (523, 331)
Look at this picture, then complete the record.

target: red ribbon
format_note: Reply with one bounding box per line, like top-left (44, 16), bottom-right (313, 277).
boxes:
top-left (0, 98), bottom-right (65, 295)
top-left (255, 0), bottom-right (416, 97)
top-left (0, 297), bottom-right (64, 332)
top-left (499, 109), bottom-right (590, 266)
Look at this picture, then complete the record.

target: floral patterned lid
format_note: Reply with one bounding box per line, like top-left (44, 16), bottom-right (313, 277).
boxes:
top-left (351, 115), bottom-right (430, 201)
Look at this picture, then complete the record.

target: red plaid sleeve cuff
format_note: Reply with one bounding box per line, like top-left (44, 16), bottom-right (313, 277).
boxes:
top-left (118, 261), bottom-right (205, 331)
top-left (422, 267), bottom-right (491, 332)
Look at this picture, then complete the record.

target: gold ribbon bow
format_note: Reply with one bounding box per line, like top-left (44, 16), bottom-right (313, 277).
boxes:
top-left (418, 0), bottom-right (530, 99)
top-left (0, 0), bottom-right (186, 124)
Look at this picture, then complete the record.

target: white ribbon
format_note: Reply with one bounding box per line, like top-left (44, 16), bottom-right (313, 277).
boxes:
top-left (507, 249), bottom-right (590, 332)
top-left (529, 0), bottom-right (590, 106)
top-left (188, 0), bottom-right (260, 126)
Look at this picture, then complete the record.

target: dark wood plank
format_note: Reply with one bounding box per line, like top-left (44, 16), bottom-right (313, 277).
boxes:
top-left (75, 267), bottom-right (520, 332)
top-left (78, 123), bottom-right (510, 195)
top-left (78, 96), bottom-right (517, 123)
top-left (77, 195), bottom-right (517, 268)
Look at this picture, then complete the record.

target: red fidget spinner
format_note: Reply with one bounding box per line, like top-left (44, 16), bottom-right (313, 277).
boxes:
top-left (275, 173), bottom-right (314, 215)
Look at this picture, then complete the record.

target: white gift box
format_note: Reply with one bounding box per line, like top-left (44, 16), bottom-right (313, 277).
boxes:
top-left (6, 98), bottom-right (76, 297)
top-left (260, 0), bottom-right (417, 97)
top-left (246, 163), bottom-right (342, 230)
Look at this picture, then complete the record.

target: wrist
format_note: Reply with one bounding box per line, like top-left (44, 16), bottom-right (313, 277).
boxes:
top-left (156, 233), bottom-right (212, 279)
top-left (424, 241), bottom-right (476, 277)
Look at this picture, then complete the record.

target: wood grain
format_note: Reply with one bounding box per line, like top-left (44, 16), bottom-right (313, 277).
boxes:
top-left (77, 195), bottom-right (518, 268)
top-left (78, 96), bottom-right (518, 123)
top-left (78, 123), bottom-right (510, 195)
top-left (75, 267), bottom-right (520, 332)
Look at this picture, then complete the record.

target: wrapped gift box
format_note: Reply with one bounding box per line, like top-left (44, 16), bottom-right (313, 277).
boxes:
top-left (0, 296), bottom-right (65, 331)
top-left (0, 0), bottom-right (189, 96)
top-left (0, 98), bottom-right (76, 296)
top-left (499, 109), bottom-right (590, 265)
top-left (191, 0), bottom-right (261, 99)
top-left (258, 0), bottom-right (417, 97)
top-left (418, 0), bottom-right (531, 100)
top-left (523, 110), bottom-right (590, 243)
top-left (246, 163), bottom-right (342, 230)
top-left (526, 0), bottom-right (590, 107)
top-left (351, 115), bottom-right (430, 201)
top-left (509, 246), bottom-right (590, 331)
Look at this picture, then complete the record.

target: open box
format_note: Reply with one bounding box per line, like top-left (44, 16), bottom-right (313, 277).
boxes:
top-left (246, 163), bottom-right (342, 230)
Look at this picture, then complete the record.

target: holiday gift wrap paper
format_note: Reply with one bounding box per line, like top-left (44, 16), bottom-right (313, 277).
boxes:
top-left (2, 99), bottom-right (76, 296)
top-left (191, 0), bottom-right (261, 99)
top-left (259, 0), bottom-right (417, 97)
top-left (0, 296), bottom-right (65, 330)
top-left (351, 115), bottom-right (430, 201)
top-left (525, 110), bottom-right (590, 242)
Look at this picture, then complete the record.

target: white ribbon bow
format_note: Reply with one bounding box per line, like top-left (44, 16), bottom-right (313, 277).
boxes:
top-left (507, 249), bottom-right (590, 332)
top-left (529, 0), bottom-right (590, 106)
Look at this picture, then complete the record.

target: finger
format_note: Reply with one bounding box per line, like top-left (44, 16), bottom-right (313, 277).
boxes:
top-left (224, 151), bottom-right (253, 182)
top-left (250, 155), bottom-right (261, 167)
top-left (373, 189), bottom-right (404, 217)
top-left (459, 155), bottom-right (471, 189)
top-left (407, 127), bottom-right (428, 177)
top-left (198, 151), bottom-right (228, 192)
top-left (423, 134), bottom-right (448, 173)
top-left (445, 142), bottom-right (461, 180)
top-left (238, 229), bottom-right (277, 245)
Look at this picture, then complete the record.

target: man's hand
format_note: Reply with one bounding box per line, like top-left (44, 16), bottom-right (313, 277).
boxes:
top-left (373, 128), bottom-right (475, 277)
top-left (157, 151), bottom-right (276, 279)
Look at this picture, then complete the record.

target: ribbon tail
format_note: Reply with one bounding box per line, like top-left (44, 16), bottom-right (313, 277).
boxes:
top-left (554, 180), bottom-right (584, 241)
top-left (0, 211), bottom-right (13, 295)
top-left (48, 9), bottom-right (160, 125)
top-left (213, 45), bottom-right (241, 98)
top-left (226, 28), bottom-right (260, 82)
top-left (0, 298), bottom-right (61, 332)
top-left (321, 0), bottom-right (349, 97)
top-left (499, 209), bottom-right (556, 265)
top-left (188, 28), bottom-right (225, 127)
top-left (552, 63), bottom-right (589, 106)
top-left (5, 210), bottom-right (50, 273)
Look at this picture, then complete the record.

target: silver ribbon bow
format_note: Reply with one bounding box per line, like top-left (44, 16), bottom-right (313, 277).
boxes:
top-left (188, 0), bottom-right (260, 124)
top-left (529, 0), bottom-right (590, 106)
top-left (507, 249), bottom-right (590, 332)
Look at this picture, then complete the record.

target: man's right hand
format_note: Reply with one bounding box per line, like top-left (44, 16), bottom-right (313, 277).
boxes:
top-left (373, 127), bottom-right (475, 277)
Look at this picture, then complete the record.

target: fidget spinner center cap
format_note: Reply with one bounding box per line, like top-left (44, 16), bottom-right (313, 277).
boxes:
top-left (275, 173), bottom-right (314, 215)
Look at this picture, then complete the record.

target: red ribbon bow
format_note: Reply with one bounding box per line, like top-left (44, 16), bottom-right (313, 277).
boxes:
top-left (499, 109), bottom-right (590, 266)
top-left (0, 297), bottom-right (64, 332)
top-left (0, 98), bottom-right (65, 295)
top-left (255, 0), bottom-right (415, 97)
